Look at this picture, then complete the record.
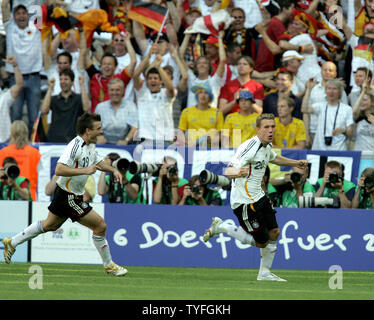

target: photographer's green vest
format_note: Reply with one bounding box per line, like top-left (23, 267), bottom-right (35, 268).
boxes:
top-left (185, 188), bottom-right (223, 206)
top-left (281, 182), bottom-right (316, 208)
top-left (0, 176), bottom-right (32, 201)
top-left (153, 177), bottom-right (188, 204)
top-left (105, 172), bottom-right (145, 204)
top-left (316, 178), bottom-right (356, 199)
top-left (356, 188), bottom-right (373, 209)
top-left (268, 183), bottom-right (279, 207)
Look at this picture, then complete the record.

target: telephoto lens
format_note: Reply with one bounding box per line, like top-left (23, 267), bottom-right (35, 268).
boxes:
top-left (199, 169), bottom-right (231, 189)
top-left (112, 158), bottom-right (130, 173)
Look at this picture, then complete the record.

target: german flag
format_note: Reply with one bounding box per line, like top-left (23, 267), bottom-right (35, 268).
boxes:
top-left (128, 0), bottom-right (168, 31)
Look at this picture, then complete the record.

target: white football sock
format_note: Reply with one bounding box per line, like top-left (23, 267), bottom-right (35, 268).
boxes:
top-left (11, 221), bottom-right (45, 248)
top-left (259, 240), bottom-right (277, 274)
top-left (92, 235), bottom-right (113, 267)
top-left (219, 221), bottom-right (256, 246)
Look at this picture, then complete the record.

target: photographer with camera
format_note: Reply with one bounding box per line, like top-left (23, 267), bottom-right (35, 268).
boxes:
top-left (0, 157), bottom-right (31, 200)
top-left (314, 161), bottom-right (356, 208)
top-left (352, 168), bottom-right (374, 209)
top-left (178, 175), bottom-right (223, 206)
top-left (262, 166), bottom-right (279, 207)
top-left (153, 156), bottom-right (188, 205)
top-left (279, 166), bottom-right (315, 208)
top-left (98, 153), bottom-right (144, 204)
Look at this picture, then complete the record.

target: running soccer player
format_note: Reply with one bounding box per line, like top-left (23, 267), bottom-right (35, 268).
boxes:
top-left (2, 113), bottom-right (128, 276)
top-left (203, 113), bottom-right (308, 281)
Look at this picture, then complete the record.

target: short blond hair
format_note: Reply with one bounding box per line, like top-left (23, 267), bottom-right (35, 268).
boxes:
top-left (256, 113), bottom-right (275, 128)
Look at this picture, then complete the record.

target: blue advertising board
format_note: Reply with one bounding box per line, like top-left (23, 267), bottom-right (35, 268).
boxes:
top-left (0, 201), bottom-right (29, 262)
top-left (105, 204), bottom-right (374, 271)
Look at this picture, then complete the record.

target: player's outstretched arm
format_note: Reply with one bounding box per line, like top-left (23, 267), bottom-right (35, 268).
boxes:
top-left (55, 163), bottom-right (97, 177)
top-left (270, 155), bottom-right (308, 169)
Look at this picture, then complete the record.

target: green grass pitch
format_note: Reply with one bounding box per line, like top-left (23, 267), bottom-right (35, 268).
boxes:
top-left (0, 263), bottom-right (373, 300)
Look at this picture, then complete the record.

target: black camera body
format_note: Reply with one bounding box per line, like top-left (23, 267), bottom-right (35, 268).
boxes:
top-left (290, 172), bottom-right (302, 184)
top-left (364, 176), bottom-right (374, 190)
top-left (328, 172), bottom-right (341, 184)
top-left (324, 136), bottom-right (333, 146)
top-left (1, 165), bottom-right (20, 180)
top-left (190, 184), bottom-right (201, 195)
top-left (167, 165), bottom-right (177, 176)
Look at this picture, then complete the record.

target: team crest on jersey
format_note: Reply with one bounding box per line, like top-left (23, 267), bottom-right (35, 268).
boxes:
top-left (251, 220), bottom-right (260, 229)
top-left (209, 118), bottom-right (214, 123)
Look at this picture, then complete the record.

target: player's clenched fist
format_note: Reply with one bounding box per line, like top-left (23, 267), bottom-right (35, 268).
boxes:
top-left (296, 160), bottom-right (308, 170)
top-left (239, 166), bottom-right (250, 177)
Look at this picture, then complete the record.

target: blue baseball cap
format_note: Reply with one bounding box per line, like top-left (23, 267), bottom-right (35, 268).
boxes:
top-left (237, 90), bottom-right (255, 103)
top-left (192, 83), bottom-right (214, 102)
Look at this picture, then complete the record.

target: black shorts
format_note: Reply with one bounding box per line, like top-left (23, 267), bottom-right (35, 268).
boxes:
top-left (233, 195), bottom-right (278, 244)
top-left (48, 186), bottom-right (92, 222)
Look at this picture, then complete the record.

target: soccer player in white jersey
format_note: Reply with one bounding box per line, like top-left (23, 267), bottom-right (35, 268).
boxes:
top-left (203, 113), bottom-right (308, 281)
top-left (2, 113), bottom-right (128, 276)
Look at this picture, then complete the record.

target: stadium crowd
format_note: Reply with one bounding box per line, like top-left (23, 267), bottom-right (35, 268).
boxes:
top-left (0, 0), bottom-right (373, 209)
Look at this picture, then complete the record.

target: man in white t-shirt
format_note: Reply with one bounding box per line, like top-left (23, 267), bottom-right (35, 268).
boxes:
top-left (133, 46), bottom-right (175, 146)
top-left (2, 2), bottom-right (42, 135)
top-left (302, 78), bottom-right (354, 151)
top-left (302, 61), bottom-right (348, 147)
top-left (0, 56), bottom-right (23, 143)
top-left (203, 113), bottom-right (308, 281)
top-left (2, 113), bottom-right (128, 277)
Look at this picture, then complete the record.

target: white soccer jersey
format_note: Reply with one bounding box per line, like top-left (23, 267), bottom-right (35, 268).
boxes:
top-left (56, 136), bottom-right (103, 195)
top-left (228, 136), bottom-right (277, 209)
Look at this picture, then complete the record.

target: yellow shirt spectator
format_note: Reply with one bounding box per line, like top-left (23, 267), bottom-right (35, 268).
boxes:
top-left (178, 106), bottom-right (224, 143)
top-left (222, 112), bottom-right (259, 148)
top-left (274, 117), bottom-right (306, 148)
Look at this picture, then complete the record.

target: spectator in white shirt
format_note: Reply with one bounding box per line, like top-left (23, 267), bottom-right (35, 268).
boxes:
top-left (302, 61), bottom-right (348, 147)
top-left (0, 56), bottom-right (23, 143)
top-left (133, 45), bottom-right (175, 146)
top-left (302, 78), bottom-right (354, 151)
top-left (2, 1), bottom-right (42, 136)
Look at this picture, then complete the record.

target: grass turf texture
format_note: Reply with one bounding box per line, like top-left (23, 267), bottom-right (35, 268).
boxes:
top-left (0, 263), bottom-right (373, 300)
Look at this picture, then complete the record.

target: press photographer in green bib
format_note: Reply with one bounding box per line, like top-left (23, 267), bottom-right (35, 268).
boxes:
top-left (0, 157), bottom-right (31, 200)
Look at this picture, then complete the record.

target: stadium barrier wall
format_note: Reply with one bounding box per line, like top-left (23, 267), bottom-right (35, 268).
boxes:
top-left (1, 201), bottom-right (373, 271)
top-left (103, 204), bottom-right (374, 271)
top-left (0, 201), bottom-right (29, 263)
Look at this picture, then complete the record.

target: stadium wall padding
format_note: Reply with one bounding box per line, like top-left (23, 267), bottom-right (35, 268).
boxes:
top-left (1, 201), bottom-right (373, 271)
